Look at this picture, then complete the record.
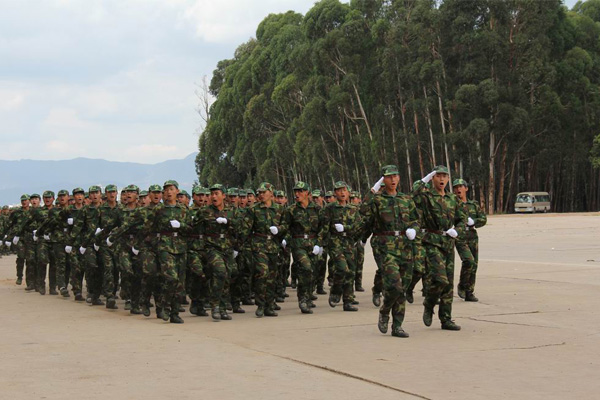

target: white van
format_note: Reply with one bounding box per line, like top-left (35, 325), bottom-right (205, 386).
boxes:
top-left (514, 192), bottom-right (551, 213)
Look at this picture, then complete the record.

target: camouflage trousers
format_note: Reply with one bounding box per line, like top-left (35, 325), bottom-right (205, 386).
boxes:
top-left (81, 248), bottom-right (103, 300)
top-left (371, 244), bottom-right (385, 295)
top-left (314, 250), bottom-right (327, 290)
top-left (69, 252), bottom-right (86, 295)
top-left (354, 244), bottom-right (365, 288)
top-left (290, 247), bottom-right (316, 304)
top-left (328, 244), bottom-right (356, 304)
top-left (205, 248), bottom-right (233, 310)
top-left (276, 248), bottom-right (290, 297)
top-left (99, 246), bottom-right (119, 299)
top-left (37, 241), bottom-right (57, 291)
top-left (187, 249), bottom-right (208, 303)
top-left (23, 239), bottom-right (38, 288)
top-left (380, 251), bottom-right (413, 329)
top-left (118, 246), bottom-right (142, 308)
top-left (158, 251), bottom-right (186, 317)
top-left (408, 242), bottom-right (428, 296)
top-left (138, 247), bottom-right (162, 308)
top-left (52, 243), bottom-right (78, 291)
top-left (456, 239), bottom-right (479, 294)
top-left (253, 251), bottom-right (278, 310)
top-left (15, 240), bottom-right (26, 280)
top-left (238, 248), bottom-right (254, 302)
top-left (423, 244), bottom-right (455, 323)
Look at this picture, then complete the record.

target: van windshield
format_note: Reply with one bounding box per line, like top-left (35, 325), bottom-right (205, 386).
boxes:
top-left (516, 194), bottom-right (532, 203)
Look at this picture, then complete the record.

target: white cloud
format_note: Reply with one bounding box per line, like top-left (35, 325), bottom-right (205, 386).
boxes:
top-left (43, 107), bottom-right (91, 130)
top-left (0, 90), bottom-right (26, 111)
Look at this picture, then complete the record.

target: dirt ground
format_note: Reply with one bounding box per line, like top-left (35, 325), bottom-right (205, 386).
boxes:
top-left (1, 212), bottom-right (599, 400)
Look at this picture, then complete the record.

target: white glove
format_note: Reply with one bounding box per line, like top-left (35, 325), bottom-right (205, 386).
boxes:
top-left (43, 234), bottom-right (50, 241)
top-left (93, 244), bottom-right (100, 252)
top-left (318, 247), bottom-right (324, 256)
top-left (65, 246), bottom-right (72, 254)
top-left (79, 247), bottom-right (86, 255)
top-left (106, 237), bottom-right (113, 247)
top-left (467, 217), bottom-right (475, 226)
top-left (131, 247), bottom-right (139, 256)
top-left (233, 250), bottom-right (239, 258)
top-left (12, 236), bottom-right (19, 245)
top-left (371, 176), bottom-right (384, 192)
top-left (281, 239), bottom-right (287, 249)
top-left (216, 217), bottom-right (228, 224)
top-left (269, 226), bottom-right (279, 235)
top-left (445, 228), bottom-right (458, 238)
top-left (5, 241), bottom-right (11, 248)
top-left (359, 241), bottom-right (366, 248)
top-left (170, 220), bottom-right (180, 229)
top-left (421, 170), bottom-right (437, 183)
top-left (67, 218), bottom-right (74, 225)
top-left (406, 228), bottom-right (416, 241)
top-left (33, 234), bottom-right (38, 242)
top-left (95, 227), bottom-right (103, 236)
top-left (312, 245), bottom-right (321, 255)
top-left (334, 223), bottom-right (344, 233)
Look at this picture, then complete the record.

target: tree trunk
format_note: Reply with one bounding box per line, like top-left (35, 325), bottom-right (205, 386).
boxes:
top-left (497, 141), bottom-right (507, 213)
top-left (398, 98), bottom-right (413, 188)
top-left (422, 85), bottom-right (436, 166)
top-left (488, 129), bottom-right (495, 215)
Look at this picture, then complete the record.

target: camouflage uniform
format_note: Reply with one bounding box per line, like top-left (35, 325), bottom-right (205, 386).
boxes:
top-left (281, 182), bottom-right (322, 311)
top-left (413, 174), bottom-right (467, 326)
top-left (35, 194), bottom-right (57, 293)
top-left (63, 192), bottom-right (87, 298)
top-left (242, 183), bottom-right (286, 316)
top-left (192, 192), bottom-right (239, 317)
top-left (186, 201), bottom-right (209, 314)
top-left (9, 197), bottom-right (42, 290)
top-left (320, 183), bottom-right (362, 308)
top-left (141, 188), bottom-right (190, 320)
top-left (360, 179), bottom-right (419, 332)
top-left (5, 200), bottom-right (29, 283)
top-left (456, 198), bottom-right (487, 298)
top-left (78, 193), bottom-right (104, 303)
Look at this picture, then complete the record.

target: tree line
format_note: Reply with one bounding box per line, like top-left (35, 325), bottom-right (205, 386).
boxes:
top-left (196, 0), bottom-right (600, 213)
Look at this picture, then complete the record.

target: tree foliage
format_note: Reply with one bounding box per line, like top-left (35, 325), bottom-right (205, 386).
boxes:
top-left (197, 0), bottom-right (600, 213)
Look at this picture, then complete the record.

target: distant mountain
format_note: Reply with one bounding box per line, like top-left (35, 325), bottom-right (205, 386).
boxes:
top-left (0, 152), bottom-right (199, 205)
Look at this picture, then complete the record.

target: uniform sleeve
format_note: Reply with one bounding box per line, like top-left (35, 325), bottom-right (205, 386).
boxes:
top-left (474, 203), bottom-right (487, 228)
top-left (453, 199), bottom-right (468, 236)
top-left (318, 205), bottom-right (331, 246)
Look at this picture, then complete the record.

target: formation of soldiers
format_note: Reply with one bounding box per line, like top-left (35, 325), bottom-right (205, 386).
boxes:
top-left (0, 165), bottom-right (486, 337)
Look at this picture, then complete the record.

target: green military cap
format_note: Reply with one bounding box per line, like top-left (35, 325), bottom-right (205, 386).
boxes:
top-left (57, 189), bottom-right (69, 196)
top-left (43, 190), bottom-right (55, 198)
top-left (20, 194), bottom-right (30, 201)
top-left (325, 191), bottom-right (334, 197)
top-left (180, 189), bottom-right (190, 197)
top-left (227, 188), bottom-right (238, 196)
top-left (257, 182), bottom-right (274, 192)
top-left (105, 184), bottom-right (118, 193)
top-left (293, 181), bottom-right (310, 191)
top-left (149, 184), bottom-right (162, 192)
top-left (413, 180), bottom-right (428, 191)
top-left (84, 192), bottom-right (89, 198)
top-left (238, 189), bottom-right (247, 197)
top-left (311, 189), bottom-right (322, 197)
top-left (202, 187), bottom-right (211, 195)
top-left (30, 193), bottom-right (41, 199)
top-left (72, 187), bottom-right (85, 195)
top-left (246, 188), bottom-right (255, 196)
top-left (433, 165), bottom-right (450, 174)
top-left (55, 199), bottom-right (60, 204)
top-left (351, 191), bottom-right (360, 198)
top-left (192, 186), bottom-right (202, 195)
top-left (139, 190), bottom-right (148, 197)
top-left (452, 178), bottom-right (468, 187)
top-left (381, 164), bottom-right (399, 176)
top-left (333, 181), bottom-right (349, 190)
top-left (2, 205), bottom-right (8, 209)
top-left (275, 190), bottom-right (286, 197)
top-left (210, 183), bottom-right (225, 192)
top-left (89, 185), bottom-right (101, 193)
top-left (163, 180), bottom-right (179, 189)
top-left (128, 185), bottom-right (140, 193)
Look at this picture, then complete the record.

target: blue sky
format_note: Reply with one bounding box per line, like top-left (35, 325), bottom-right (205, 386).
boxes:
top-left (0, 0), bottom-right (580, 163)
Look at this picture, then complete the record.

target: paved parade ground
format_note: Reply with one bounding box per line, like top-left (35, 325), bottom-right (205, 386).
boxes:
top-left (1, 213), bottom-right (600, 400)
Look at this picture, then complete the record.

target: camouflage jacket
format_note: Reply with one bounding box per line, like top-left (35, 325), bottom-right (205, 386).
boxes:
top-left (192, 204), bottom-right (239, 253)
top-left (8, 206), bottom-right (44, 242)
top-left (412, 181), bottom-right (467, 250)
top-left (37, 205), bottom-right (70, 244)
top-left (320, 201), bottom-right (362, 252)
top-left (242, 202), bottom-right (286, 254)
top-left (4, 207), bottom-right (28, 241)
top-left (281, 201), bottom-right (322, 252)
top-left (108, 205), bottom-right (147, 249)
top-left (457, 200), bottom-right (487, 242)
top-left (63, 204), bottom-right (86, 247)
top-left (360, 189), bottom-right (419, 254)
top-left (79, 204), bottom-right (101, 248)
top-left (141, 202), bottom-right (190, 254)
top-left (94, 203), bottom-right (122, 248)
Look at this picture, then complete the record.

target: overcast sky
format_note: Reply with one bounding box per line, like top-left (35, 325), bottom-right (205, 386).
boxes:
top-left (0, 0), bottom-right (314, 163)
top-left (0, 0), bottom-right (579, 164)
